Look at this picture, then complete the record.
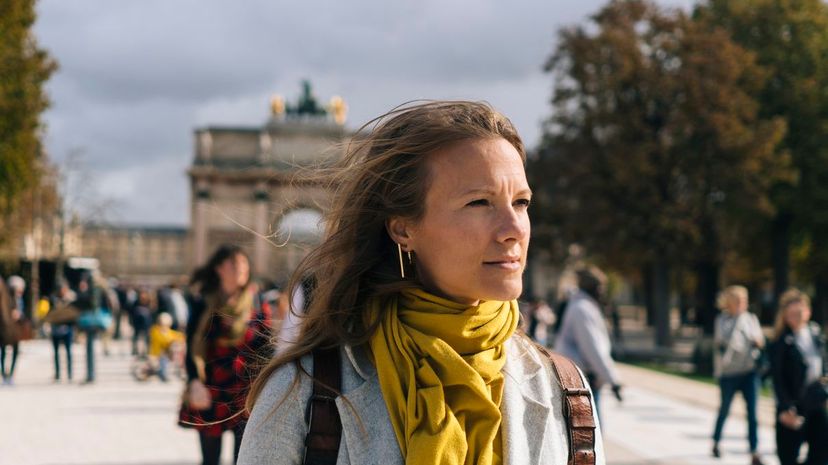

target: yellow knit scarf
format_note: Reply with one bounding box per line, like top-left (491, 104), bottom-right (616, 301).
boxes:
top-left (368, 288), bottom-right (519, 465)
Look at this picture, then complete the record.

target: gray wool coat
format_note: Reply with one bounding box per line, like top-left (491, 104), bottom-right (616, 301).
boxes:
top-left (238, 335), bottom-right (606, 465)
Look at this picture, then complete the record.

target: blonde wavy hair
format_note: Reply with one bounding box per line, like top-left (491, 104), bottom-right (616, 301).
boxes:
top-left (716, 285), bottom-right (748, 311)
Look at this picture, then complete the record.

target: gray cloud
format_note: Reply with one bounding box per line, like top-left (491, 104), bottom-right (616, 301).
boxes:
top-left (35, 0), bottom-right (694, 224)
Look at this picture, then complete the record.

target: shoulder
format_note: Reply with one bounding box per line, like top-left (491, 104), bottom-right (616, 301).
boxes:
top-left (505, 335), bottom-right (571, 395)
top-left (238, 355), bottom-right (313, 465)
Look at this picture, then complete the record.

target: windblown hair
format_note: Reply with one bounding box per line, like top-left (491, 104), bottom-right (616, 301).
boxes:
top-left (247, 100), bottom-right (525, 410)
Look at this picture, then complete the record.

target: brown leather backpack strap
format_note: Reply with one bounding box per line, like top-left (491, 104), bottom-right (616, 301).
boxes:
top-left (543, 348), bottom-right (597, 465)
top-left (303, 347), bottom-right (342, 465)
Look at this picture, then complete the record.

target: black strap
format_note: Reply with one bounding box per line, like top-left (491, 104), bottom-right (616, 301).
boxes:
top-left (303, 348), bottom-right (342, 465)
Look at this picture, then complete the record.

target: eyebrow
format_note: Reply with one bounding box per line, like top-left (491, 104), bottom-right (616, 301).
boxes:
top-left (459, 187), bottom-right (533, 197)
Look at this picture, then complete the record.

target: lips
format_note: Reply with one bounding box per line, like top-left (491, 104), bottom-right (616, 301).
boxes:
top-left (483, 257), bottom-right (522, 270)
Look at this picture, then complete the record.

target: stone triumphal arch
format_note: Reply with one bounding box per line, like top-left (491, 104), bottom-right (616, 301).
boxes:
top-left (188, 82), bottom-right (348, 282)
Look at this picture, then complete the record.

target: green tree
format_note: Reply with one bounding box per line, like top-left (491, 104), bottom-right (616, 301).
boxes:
top-left (532, 0), bottom-right (787, 344)
top-left (695, 0), bottom-right (828, 324)
top-left (0, 0), bottom-right (56, 246)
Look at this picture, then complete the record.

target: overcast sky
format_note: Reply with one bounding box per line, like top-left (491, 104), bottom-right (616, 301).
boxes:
top-left (35, 0), bottom-right (693, 226)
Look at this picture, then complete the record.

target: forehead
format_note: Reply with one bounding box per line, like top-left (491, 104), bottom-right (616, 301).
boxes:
top-left (424, 138), bottom-right (527, 194)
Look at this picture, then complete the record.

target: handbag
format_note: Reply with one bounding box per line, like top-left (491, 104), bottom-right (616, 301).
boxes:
top-left (15, 318), bottom-right (33, 341)
top-left (44, 304), bottom-right (81, 325)
top-left (77, 308), bottom-right (113, 331)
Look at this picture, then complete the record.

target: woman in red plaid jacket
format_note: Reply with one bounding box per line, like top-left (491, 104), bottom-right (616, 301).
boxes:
top-left (179, 244), bottom-right (273, 465)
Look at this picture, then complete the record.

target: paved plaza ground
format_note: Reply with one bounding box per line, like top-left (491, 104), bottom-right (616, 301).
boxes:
top-left (1, 338), bottom-right (784, 465)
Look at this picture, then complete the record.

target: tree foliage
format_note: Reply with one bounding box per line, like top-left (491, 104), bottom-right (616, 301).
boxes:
top-left (0, 0), bottom-right (56, 246)
top-left (695, 0), bottom-right (828, 320)
top-left (534, 0), bottom-right (786, 269)
top-left (531, 0), bottom-right (790, 338)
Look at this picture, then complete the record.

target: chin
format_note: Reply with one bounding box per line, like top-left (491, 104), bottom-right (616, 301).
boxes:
top-left (481, 283), bottom-right (523, 302)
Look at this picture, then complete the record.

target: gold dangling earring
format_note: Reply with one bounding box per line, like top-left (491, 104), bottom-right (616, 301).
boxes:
top-left (397, 243), bottom-right (406, 279)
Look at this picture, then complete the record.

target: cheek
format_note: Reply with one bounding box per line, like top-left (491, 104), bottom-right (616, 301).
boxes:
top-left (416, 222), bottom-right (481, 273)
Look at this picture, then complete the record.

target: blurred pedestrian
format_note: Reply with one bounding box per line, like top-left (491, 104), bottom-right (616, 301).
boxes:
top-left (525, 298), bottom-right (555, 347)
top-left (46, 281), bottom-right (78, 382)
top-left (131, 290), bottom-right (153, 358)
top-left (178, 245), bottom-right (272, 465)
top-left (274, 276), bottom-right (314, 355)
top-left (148, 312), bottom-right (184, 382)
top-left (710, 285), bottom-right (765, 464)
top-left (169, 281), bottom-right (190, 332)
top-left (0, 278), bottom-right (21, 386)
top-left (771, 289), bottom-right (827, 465)
top-left (75, 275), bottom-right (113, 384)
top-left (555, 265), bottom-right (622, 421)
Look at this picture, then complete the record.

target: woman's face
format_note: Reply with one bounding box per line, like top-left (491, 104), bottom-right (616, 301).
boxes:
top-left (216, 253), bottom-right (250, 295)
top-left (396, 137), bottom-right (531, 305)
top-left (727, 293), bottom-right (748, 315)
top-left (784, 301), bottom-right (811, 331)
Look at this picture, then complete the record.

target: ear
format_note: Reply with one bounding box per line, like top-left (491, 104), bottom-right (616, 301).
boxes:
top-left (386, 216), bottom-right (415, 251)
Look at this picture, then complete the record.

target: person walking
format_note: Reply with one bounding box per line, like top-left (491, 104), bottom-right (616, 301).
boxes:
top-left (47, 281), bottom-right (78, 382)
top-left (555, 265), bottom-right (623, 422)
top-left (131, 290), bottom-right (153, 358)
top-left (178, 245), bottom-right (272, 465)
top-left (0, 278), bottom-right (21, 386)
top-left (771, 288), bottom-right (827, 465)
top-left (710, 285), bottom-right (765, 464)
top-left (75, 275), bottom-right (112, 384)
top-left (238, 101), bottom-right (605, 465)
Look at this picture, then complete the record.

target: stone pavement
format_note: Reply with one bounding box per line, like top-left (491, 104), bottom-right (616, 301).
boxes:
top-left (1, 338), bottom-right (785, 465)
top-left (601, 364), bottom-right (780, 465)
top-left (0, 338), bottom-right (225, 465)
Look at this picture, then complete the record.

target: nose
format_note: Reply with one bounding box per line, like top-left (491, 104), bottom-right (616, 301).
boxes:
top-left (495, 204), bottom-right (529, 244)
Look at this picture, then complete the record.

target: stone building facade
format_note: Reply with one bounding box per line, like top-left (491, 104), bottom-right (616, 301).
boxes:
top-left (189, 83), bottom-right (348, 283)
top-left (80, 224), bottom-right (189, 286)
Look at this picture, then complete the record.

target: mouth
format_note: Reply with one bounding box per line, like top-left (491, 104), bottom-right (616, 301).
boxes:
top-left (482, 258), bottom-right (522, 271)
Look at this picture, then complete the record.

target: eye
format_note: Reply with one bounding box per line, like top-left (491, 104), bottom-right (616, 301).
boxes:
top-left (466, 199), bottom-right (490, 207)
top-left (514, 198), bottom-right (531, 208)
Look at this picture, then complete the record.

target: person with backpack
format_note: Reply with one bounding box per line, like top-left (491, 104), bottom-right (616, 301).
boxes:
top-left (238, 101), bottom-right (604, 465)
top-left (710, 285), bottom-right (765, 465)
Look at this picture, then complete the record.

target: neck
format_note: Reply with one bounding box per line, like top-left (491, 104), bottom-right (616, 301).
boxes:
top-left (419, 283), bottom-right (480, 307)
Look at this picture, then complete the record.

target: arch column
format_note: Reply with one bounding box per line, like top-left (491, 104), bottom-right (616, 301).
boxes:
top-left (253, 181), bottom-right (270, 277)
top-left (193, 181), bottom-right (210, 267)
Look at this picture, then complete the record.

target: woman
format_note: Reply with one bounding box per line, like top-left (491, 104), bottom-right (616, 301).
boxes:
top-left (771, 289), bottom-right (827, 465)
top-left (710, 285), bottom-right (765, 464)
top-left (238, 101), bottom-right (604, 465)
top-left (179, 245), bottom-right (272, 465)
